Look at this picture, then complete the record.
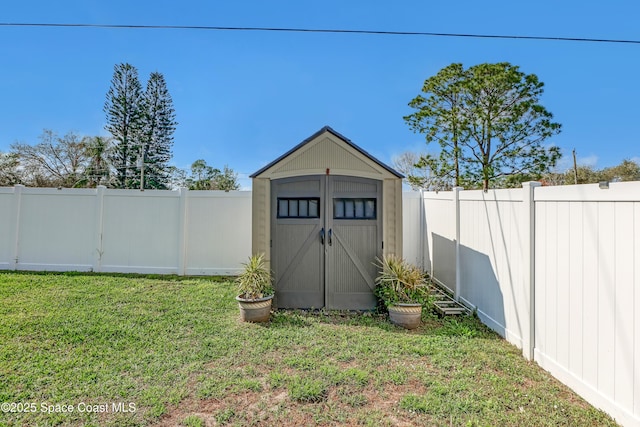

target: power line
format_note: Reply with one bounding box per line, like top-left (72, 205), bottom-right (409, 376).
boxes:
top-left (1, 22), bottom-right (639, 45)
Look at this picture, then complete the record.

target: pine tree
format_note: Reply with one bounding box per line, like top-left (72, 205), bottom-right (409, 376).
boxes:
top-left (104, 63), bottom-right (144, 189)
top-left (139, 72), bottom-right (177, 189)
top-left (405, 62), bottom-right (562, 190)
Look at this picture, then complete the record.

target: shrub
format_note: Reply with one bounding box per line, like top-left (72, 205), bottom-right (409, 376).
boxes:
top-left (235, 253), bottom-right (274, 299)
top-left (374, 255), bottom-right (428, 306)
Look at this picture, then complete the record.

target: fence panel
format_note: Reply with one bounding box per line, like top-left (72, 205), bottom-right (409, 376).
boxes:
top-left (184, 191), bottom-right (252, 275)
top-left (401, 191), bottom-right (423, 268)
top-left (458, 189), bottom-right (528, 349)
top-left (534, 183), bottom-right (640, 426)
top-left (422, 191), bottom-right (456, 292)
top-left (99, 190), bottom-right (182, 274)
top-left (0, 188), bottom-right (16, 269)
top-left (15, 188), bottom-right (96, 271)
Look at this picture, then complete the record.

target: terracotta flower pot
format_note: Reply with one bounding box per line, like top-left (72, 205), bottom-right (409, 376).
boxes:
top-left (388, 303), bottom-right (422, 329)
top-left (236, 295), bottom-right (274, 323)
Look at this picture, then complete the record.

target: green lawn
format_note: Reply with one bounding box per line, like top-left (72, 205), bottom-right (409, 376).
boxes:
top-left (0, 272), bottom-right (616, 427)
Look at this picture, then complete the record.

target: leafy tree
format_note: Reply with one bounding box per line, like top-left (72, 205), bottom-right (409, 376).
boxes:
top-left (166, 165), bottom-right (187, 189)
top-left (185, 159), bottom-right (240, 191)
top-left (568, 165), bottom-right (602, 185)
top-left (188, 159), bottom-right (214, 190)
top-left (405, 62), bottom-right (562, 190)
top-left (11, 130), bottom-right (88, 187)
top-left (542, 164), bottom-right (597, 186)
top-left (601, 159), bottom-right (640, 182)
top-left (539, 158), bottom-right (640, 186)
top-left (104, 63), bottom-right (144, 189)
top-left (393, 151), bottom-right (448, 191)
top-left (138, 72), bottom-right (177, 189)
top-left (393, 151), bottom-right (422, 190)
top-left (0, 151), bottom-right (22, 186)
top-left (212, 165), bottom-right (240, 191)
top-left (405, 63), bottom-right (466, 188)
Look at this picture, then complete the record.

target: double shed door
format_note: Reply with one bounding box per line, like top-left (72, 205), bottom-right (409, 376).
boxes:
top-left (271, 175), bottom-right (382, 310)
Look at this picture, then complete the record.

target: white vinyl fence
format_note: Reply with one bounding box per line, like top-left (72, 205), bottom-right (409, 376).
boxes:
top-left (0, 185), bottom-right (252, 275)
top-left (403, 182), bottom-right (640, 427)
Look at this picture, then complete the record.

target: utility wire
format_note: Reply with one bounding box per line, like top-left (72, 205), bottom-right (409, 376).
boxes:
top-left (1, 22), bottom-right (639, 45)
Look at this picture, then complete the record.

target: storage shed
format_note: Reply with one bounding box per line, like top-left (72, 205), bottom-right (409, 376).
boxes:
top-left (250, 126), bottom-right (403, 310)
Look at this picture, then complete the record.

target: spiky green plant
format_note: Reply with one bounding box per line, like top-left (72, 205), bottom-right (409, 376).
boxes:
top-left (235, 253), bottom-right (274, 299)
top-left (374, 254), bottom-right (427, 306)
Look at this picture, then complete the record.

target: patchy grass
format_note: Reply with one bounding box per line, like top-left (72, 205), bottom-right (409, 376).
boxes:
top-left (0, 272), bottom-right (617, 426)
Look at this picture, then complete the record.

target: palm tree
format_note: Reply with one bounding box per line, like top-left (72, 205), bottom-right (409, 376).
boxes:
top-left (81, 136), bottom-right (112, 187)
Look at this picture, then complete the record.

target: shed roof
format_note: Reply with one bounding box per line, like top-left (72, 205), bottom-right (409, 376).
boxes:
top-left (250, 126), bottom-right (403, 179)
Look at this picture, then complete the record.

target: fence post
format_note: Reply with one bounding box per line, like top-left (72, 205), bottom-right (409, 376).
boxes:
top-left (11, 185), bottom-right (24, 270)
top-left (453, 186), bottom-right (463, 301)
top-left (522, 181), bottom-right (540, 360)
top-left (92, 186), bottom-right (106, 273)
top-left (419, 189), bottom-right (426, 271)
top-left (177, 187), bottom-right (188, 276)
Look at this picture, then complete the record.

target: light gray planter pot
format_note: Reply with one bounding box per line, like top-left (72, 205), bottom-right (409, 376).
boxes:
top-left (236, 295), bottom-right (274, 323)
top-left (388, 303), bottom-right (422, 329)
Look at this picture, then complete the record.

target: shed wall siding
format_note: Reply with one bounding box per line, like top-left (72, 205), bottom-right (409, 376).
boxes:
top-left (382, 178), bottom-right (403, 258)
top-left (251, 178), bottom-right (271, 262)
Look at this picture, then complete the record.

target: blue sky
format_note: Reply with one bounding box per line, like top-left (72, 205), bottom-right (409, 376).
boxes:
top-left (1, 0), bottom-right (639, 189)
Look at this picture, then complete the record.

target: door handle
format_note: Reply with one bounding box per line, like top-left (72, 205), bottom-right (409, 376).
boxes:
top-left (320, 227), bottom-right (325, 245)
top-left (328, 228), bottom-right (332, 246)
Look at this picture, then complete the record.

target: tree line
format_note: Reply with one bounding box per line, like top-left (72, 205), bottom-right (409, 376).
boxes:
top-left (395, 150), bottom-right (640, 190)
top-left (0, 63), bottom-right (239, 190)
top-left (2, 61), bottom-right (636, 191)
top-left (544, 159), bottom-right (640, 186)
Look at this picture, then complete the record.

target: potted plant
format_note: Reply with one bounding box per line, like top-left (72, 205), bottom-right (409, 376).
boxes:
top-left (374, 254), bottom-right (427, 329)
top-left (235, 253), bottom-right (275, 323)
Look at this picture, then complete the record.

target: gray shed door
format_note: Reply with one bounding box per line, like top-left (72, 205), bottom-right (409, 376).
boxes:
top-left (271, 175), bottom-right (381, 310)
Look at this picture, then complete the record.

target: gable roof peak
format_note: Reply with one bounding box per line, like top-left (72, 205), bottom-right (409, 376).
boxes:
top-left (250, 126), bottom-right (403, 178)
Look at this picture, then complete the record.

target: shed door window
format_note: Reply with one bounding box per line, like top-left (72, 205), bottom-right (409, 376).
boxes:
top-left (277, 198), bottom-right (320, 218)
top-left (333, 198), bottom-right (376, 219)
